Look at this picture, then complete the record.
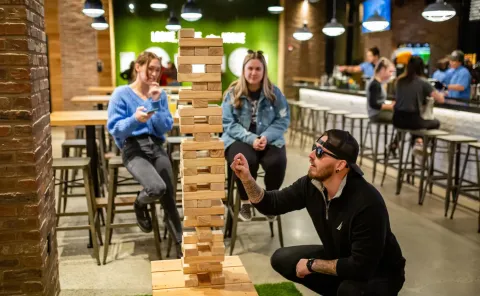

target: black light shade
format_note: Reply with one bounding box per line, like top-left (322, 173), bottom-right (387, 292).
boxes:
top-left (166, 11), bottom-right (181, 31)
top-left (422, 0), bottom-right (456, 22)
top-left (181, 0), bottom-right (202, 22)
top-left (362, 11), bottom-right (389, 32)
top-left (293, 23), bottom-right (313, 41)
top-left (323, 18), bottom-right (345, 37)
top-left (91, 15), bottom-right (109, 30)
top-left (83, 0), bottom-right (105, 18)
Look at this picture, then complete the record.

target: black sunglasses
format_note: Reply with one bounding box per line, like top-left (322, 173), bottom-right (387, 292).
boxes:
top-left (247, 49), bottom-right (264, 55)
top-left (311, 143), bottom-right (339, 159)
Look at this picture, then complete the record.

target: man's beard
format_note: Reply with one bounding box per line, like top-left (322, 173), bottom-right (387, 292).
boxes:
top-left (308, 163), bottom-right (335, 182)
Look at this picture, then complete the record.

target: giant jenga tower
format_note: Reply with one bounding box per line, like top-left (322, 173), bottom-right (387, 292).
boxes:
top-left (177, 28), bottom-right (226, 287)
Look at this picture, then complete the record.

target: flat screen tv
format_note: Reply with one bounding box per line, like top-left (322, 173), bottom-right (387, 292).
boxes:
top-left (362, 0), bottom-right (391, 33)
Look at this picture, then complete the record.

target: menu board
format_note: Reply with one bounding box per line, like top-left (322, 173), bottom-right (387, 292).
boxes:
top-left (470, 0), bottom-right (480, 21)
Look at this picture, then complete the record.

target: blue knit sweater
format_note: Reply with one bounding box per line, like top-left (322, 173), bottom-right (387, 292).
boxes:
top-left (107, 85), bottom-right (173, 149)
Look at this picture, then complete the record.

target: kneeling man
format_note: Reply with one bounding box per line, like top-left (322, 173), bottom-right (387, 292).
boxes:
top-left (230, 129), bottom-right (406, 296)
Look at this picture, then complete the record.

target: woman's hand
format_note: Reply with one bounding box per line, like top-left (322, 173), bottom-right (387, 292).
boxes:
top-left (135, 106), bottom-right (153, 123)
top-left (253, 137), bottom-right (266, 151)
top-left (148, 82), bottom-right (163, 101)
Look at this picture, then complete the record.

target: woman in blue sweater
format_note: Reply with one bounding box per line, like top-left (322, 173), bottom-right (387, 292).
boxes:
top-left (222, 50), bottom-right (290, 222)
top-left (107, 52), bottom-right (182, 251)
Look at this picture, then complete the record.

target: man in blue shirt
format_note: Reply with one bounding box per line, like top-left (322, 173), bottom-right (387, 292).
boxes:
top-left (446, 50), bottom-right (471, 100)
top-left (338, 47), bottom-right (380, 79)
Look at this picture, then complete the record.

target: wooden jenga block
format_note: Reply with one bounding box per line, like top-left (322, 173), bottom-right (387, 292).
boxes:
top-left (195, 227), bottom-right (213, 242)
top-left (179, 29), bottom-right (195, 38)
top-left (183, 190), bottom-right (225, 201)
top-left (178, 106), bottom-right (222, 117)
top-left (210, 165), bottom-right (225, 174)
top-left (183, 243), bottom-right (199, 257)
top-left (184, 215), bottom-right (224, 227)
top-left (210, 242), bottom-right (225, 256)
top-left (192, 82), bottom-right (208, 91)
top-left (210, 183), bottom-right (224, 191)
top-left (179, 90), bottom-right (223, 100)
top-left (183, 167), bottom-right (198, 176)
top-left (194, 133), bottom-right (212, 142)
top-left (177, 56), bottom-right (223, 65)
top-left (183, 200), bottom-right (224, 216)
top-left (183, 183), bottom-right (197, 192)
top-left (196, 215), bottom-right (211, 225)
top-left (206, 65), bottom-right (221, 73)
top-left (209, 149), bottom-right (223, 158)
top-left (178, 64), bottom-right (193, 73)
top-left (182, 150), bottom-right (197, 159)
top-left (208, 82), bottom-right (222, 91)
top-left (182, 260), bottom-right (223, 274)
top-left (179, 47), bottom-right (195, 56)
top-left (212, 230), bottom-right (224, 242)
top-left (208, 47), bottom-right (224, 56)
top-left (197, 199), bottom-right (212, 208)
top-left (183, 200), bottom-right (198, 208)
top-left (208, 116), bottom-right (222, 125)
top-left (180, 124), bottom-right (223, 134)
top-left (183, 173), bottom-right (225, 184)
top-left (192, 99), bottom-right (209, 108)
top-left (210, 272), bottom-right (225, 285)
top-left (197, 273), bottom-right (211, 287)
top-left (183, 232), bottom-right (198, 244)
top-left (195, 47), bottom-right (208, 56)
top-left (179, 38), bottom-right (223, 47)
top-left (183, 252), bottom-right (225, 264)
top-left (178, 73), bottom-right (221, 83)
top-left (184, 274), bottom-right (199, 287)
top-left (180, 117), bottom-right (194, 125)
top-left (181, 138), bottom-right (224, 150)
top-left (183, 157), bottom-right (224, 167)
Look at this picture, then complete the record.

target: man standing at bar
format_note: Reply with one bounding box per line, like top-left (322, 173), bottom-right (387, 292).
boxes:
top-left (230, 130), bottom-right (406, 296)
top-left (445, 50), bottom-right (471, 100)
top-left (339, 47), bottom-right (381, 79)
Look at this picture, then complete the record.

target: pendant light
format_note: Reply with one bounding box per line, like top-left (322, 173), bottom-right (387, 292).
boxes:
top-left (268, 1), bottom-right (284, 14)
top-left (362, 11), bottom-right (389, 32)
top-left (83, 0), bottom-right (104, 18)
top-left (91, 16), bottom-right (109, 30)
top-left (151, 2), bottom-right (168, 12)
top-left (166, 11), bottom-right (182, 31)
top-left (422, 0), bottom-right (456, 22)
top-left (293, 21), bottom-right (313, 41)
top-left (322, 0), bottom-right (345, 37)
top-left (181, 0), bottom-right (202, 22)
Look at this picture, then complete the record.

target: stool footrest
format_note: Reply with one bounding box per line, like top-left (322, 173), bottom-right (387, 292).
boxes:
top-left (57, 225), bottom-right (90, 231)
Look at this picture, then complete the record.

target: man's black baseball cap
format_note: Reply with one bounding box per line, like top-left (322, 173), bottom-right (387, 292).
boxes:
top-left (319, 129), bottom-right (364, 176)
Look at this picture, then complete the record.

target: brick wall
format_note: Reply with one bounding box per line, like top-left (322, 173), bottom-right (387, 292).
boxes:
top-left (282, 0), bottom-right (327, 100)
top-left (0, 0), bottom-right (60, 295)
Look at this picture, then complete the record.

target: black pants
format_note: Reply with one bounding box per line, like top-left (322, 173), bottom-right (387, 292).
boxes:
top-left (226, 141), bottom-right (287, 201)
top-left (122, 135), bottom-right (182, 243)
top-left (271, 245), bottom-right (405, 296)
top-left (393, 111), bottom-right (440, 130)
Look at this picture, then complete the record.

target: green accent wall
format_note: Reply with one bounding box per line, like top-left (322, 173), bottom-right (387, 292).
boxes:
top-left (114, 17), bottom-right (279, 91)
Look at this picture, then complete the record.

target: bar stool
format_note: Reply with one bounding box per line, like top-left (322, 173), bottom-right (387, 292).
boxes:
top-left (224, 171), bottom-right (284, 255)
top-left (99, 156), bottom-right (165, 264)
top-left (303, 105), bottom-right (331, 147)
top-left (344, 113), bottom-right (369, 156)
top-left (299, 103), bottom-right (320, 149)
top-left (288, 101), bottom-right (306, 145)
top-left (450, 142), bottom-right (480, 232)
top-left (326, 110), bottom-right (350, 130)
top-left (53, 157), bottom-right (102, 265)
top-left (362, 121), bottom-right (395, 183)
top-left (421, 134), bottom-right (477, 216)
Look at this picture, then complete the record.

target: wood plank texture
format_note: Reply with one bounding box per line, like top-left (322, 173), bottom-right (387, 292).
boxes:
top-left (178, 56), bottom-right (223, 65)
top-left (178, 106), bottom-right (222, 117)
top-left (184, 215), bottom-right (224, 227)
top-left (179, 29), bottom-right (195, 38)
top-left (182, 190), bottom-right (225, 201)
top-left (181, 138), bottom-right (223, 150)
top-left (178, 73), bottom-right (222, 82)
top-left (179, 90), bottom-right (223, 100)
top-left (179, 38), bottom-right (223, 47)
top-left (180, 124), bottom-right (223, 134)
top-left (152, 283), bottom-right (258, 296)
top-left (183, 174), bottom-right (225, 184)
top-left (182, 157), bottom-right (224, 167)
top-left (183, 199), bottom-right (224, 216)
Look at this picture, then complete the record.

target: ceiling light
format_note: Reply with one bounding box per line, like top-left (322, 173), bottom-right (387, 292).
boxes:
top-left (83, 0), bottom-right (105, 18)
top-left (362, 11), bottom-right (389, 32)
top-left (268, 1), bottom-right (284, 14)
top-left (151, 3), bottom-right (168, 12)
top-left (181, 0), bottom-right (202, 22)
top-left (322, 0), bottom-right (344, 37)
top-left (422, 0), bottom-right (456, 22)
top-left (91, 16), bottom-right (109, 30)
top-left (293, 22), bottom-right (313, 41)
top-left (166, 11), bottom-right (181, 31)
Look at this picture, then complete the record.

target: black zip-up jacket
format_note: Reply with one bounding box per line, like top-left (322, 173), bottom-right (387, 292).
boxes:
top-left (253, 172), bottom-right (406, 281)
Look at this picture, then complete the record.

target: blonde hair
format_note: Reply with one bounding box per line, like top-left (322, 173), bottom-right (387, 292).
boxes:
top-left (374, 57), bottom-right (392, 75)
top-left (225, 50), bottom-right (276, 109)
top-left (133, 51), bottom-right (162, 84)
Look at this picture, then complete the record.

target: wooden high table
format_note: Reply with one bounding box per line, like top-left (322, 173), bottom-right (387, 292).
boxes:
top-left (87, 85), bottom-right (191, 95)
top-left (71, 95), bottom-right (111, 108)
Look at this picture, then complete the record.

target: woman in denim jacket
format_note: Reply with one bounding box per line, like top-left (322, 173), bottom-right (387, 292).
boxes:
top-left (222, 50), bottom-right (290, 221)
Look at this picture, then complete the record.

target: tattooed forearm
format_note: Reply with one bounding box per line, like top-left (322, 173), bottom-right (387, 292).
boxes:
top-left (241, 176), bottom-right (265, 204)
top-left (312, 259), bottom-right (338, 276)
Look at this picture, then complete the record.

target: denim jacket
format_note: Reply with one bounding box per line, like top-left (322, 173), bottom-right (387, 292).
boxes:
top-left (221, 85), bottom-right (290, 149)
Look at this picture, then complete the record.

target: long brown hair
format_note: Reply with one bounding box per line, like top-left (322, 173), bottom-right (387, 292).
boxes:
top-left (397, 56), bottom-right (426, 83)
top-left (225, 50), bottom-right (276, 109)
top-left (132, 51), bottom-right (162, 84)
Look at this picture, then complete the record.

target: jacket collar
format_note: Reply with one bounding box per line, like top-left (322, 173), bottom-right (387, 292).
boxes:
top-left (311, 175), bottom-right (347, 200)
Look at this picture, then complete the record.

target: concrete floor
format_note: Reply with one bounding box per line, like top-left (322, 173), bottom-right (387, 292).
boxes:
top-left (51, 127), bottom-right (480, 296)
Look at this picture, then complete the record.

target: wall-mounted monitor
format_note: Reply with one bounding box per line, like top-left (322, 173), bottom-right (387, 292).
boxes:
top-left (362, 0), bottom-right (392, 33)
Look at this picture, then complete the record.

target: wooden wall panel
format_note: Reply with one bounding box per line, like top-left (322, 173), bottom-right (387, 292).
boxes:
top-left (97, 0), bottom-right (115, 87)
top-left (45, 0), bottom-right (63, 111)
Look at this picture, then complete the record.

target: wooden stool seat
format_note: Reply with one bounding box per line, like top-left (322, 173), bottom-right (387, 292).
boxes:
top-left (108, 156), bottom-right (124, 167)
top-left (61, 139), bottom-right (87, 148)
top-left (327, 110), bottom-right (350, 115)
top-left (312, 106), bottom-right (331, 111)
top-left (53, 157), bottom-right (91, 169)
top-left (344, 113), bottom-right (369, 119)
top-left (409, 129), bottom-right (449, 137)
top-left (437, 134), bottom-right (477, 143)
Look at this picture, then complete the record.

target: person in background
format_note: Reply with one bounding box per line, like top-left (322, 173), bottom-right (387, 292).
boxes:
top-left (164, 61), bottom-right (180, 86)
top-left (366, 57), bottom-right (396, 123)
top-left (120, 61), bottom-right (135, 84)
top-left (393, 56), bottom-right (445, 153)
top-left (107, 51), bottom-right (182, 256)
top-left (338, 47), bottom-right (380, 79)
top-left (445, 50), bottom-right (471, 100)
top-left (222, 50), bottom-right (290, 222)
top-left (431, 58), bottom-right (450, 84)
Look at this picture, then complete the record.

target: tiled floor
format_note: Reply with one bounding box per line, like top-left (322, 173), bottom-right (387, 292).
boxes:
top-left (51, 127), bottom-right (480, 296)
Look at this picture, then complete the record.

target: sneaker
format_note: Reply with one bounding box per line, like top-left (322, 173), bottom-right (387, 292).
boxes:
top-left (134, 201), bottom-right (153, 233)
top-left (238, 203), bottom-right (252, 222)
top-left (266, 215), bottom-right (276, 222)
